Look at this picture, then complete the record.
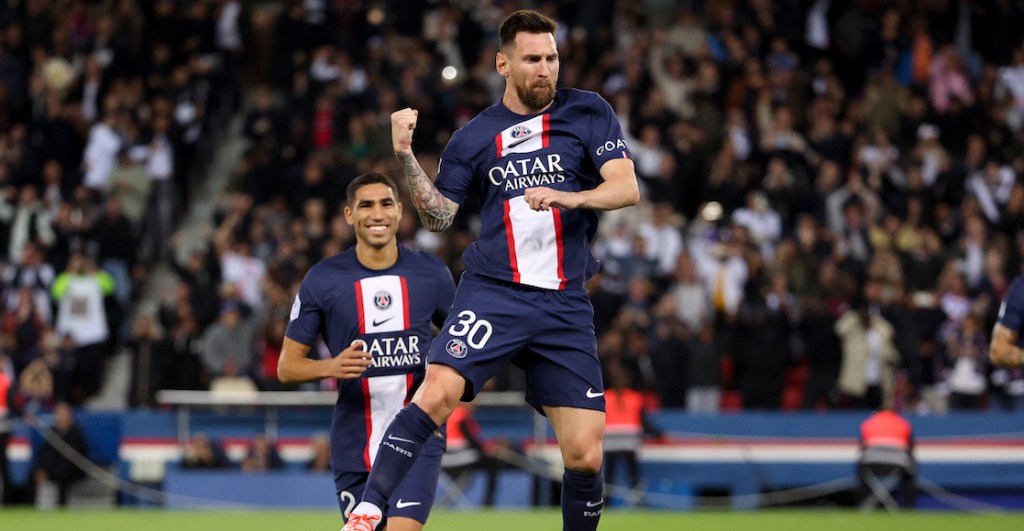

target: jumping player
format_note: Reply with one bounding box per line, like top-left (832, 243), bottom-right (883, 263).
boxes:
top-left (278, 173), bottom-right (455, 531)
top-left (344, 10), bottom-right (639, 531)
top-left (990, 275), bottom-right (1024, 368)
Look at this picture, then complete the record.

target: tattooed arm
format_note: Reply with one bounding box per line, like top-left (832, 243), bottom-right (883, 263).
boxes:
top-left (395, 151), bottom-right (459, 232)
top-left (989, 323), bottom-right (1024, 367)
top-left (392, 108), bottom-right (460, 232)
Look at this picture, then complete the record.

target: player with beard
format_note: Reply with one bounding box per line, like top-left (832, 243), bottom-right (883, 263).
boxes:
top-left (343, 10), bottom-right (639, 531)
top-left (279, 173), bottom-right (455, 531)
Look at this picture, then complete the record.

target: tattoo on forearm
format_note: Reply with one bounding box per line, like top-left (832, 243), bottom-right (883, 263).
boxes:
top-left (397, 152), bottom-right (457, 231)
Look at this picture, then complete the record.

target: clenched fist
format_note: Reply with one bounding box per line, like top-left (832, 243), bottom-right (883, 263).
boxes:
top-left (325, 340), bottom-right (373, 380)
top-left (524, 186), bottom-right (583, 211)
top-left (391, 107), bottom-right (419, 154)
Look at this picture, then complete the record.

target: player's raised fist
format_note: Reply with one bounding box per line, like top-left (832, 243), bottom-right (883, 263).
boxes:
top-left (391, 107), bottom-right (419, 154)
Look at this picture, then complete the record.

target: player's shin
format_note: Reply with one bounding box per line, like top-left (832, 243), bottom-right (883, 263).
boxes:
top-left (561, 467), bottom-right (604, 531)
top-left (361, 403), bottom-right (439, 510)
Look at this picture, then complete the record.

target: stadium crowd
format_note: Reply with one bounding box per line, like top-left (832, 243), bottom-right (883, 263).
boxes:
top-left (0, 0), bottom-right (242, 406)
top-left (1, 1), bottom-right (1024, 416)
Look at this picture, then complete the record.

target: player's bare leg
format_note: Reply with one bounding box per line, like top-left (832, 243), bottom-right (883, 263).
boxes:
top-left (545, 406), bottom-right (606, 531)
top-left (343, 364), bottom-right (466, 531)
top-left (411, 363), bottom-right (468, 424)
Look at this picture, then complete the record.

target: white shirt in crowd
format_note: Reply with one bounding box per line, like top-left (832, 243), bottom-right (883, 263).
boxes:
top-left (221, 251), bottom-right (267, 309)
top-left (83, 121), bottom-right (121, 190)
top-left (55, 275), bottom-right (109, 347)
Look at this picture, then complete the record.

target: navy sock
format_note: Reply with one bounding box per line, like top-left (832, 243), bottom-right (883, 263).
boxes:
top-left (562, 467), bottom-right (604, 531)
top-left (361, 403), bottom-right (438, 510)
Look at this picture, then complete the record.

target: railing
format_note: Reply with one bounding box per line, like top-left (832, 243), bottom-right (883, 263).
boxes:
top-left (155, 389), bottom-right (531, 447)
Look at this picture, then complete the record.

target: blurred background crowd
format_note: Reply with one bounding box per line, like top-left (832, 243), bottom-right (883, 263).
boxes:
top-left (1, 0), bottom-right (1023, 417)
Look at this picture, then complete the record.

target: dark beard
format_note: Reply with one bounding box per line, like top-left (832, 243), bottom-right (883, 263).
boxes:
top-left (517, 82), bottom-right (556, 110)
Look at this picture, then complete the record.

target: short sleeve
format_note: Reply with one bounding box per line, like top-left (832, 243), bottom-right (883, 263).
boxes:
top-left (434, 129), bottom-right (475, 206)
top-left (586, 94), bottom-right (632, 170)
top-left (284, 275), bottom-right (323, 346)
top-left (997, 278), bottom-right (1024, 333)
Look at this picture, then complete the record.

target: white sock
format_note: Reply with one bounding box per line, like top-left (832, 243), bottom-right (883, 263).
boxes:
top-left (349, 501), bottom-right (383, 520)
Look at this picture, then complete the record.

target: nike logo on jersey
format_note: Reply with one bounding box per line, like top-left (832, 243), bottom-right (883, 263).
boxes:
top-left (585, 499), bottom-right (603, 508)
top-left (372, 316), bottom-right (395, 327)
top-left (507, 136), bottom-right (533, 149)
top-left (395, 499), bottom-right (421, 509)
top-left (586, 388), bottom-right (604, 399)
top-left (388, 434), bottom-right (415, 444)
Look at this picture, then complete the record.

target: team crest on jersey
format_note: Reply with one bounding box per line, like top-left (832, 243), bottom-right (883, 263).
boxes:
top-left (446, 338), bottom-right (468, 359)
top-left (511, 125), bottom-right (532, 139)
top-left (374, 290), bottom-right (393, 310)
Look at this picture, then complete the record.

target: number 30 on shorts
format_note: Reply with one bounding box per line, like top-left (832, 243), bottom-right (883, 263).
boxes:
top-left (447, 310), bottom-right (493, 349)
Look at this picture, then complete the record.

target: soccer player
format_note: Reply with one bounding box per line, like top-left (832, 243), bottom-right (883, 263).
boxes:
top-left (278, 173), bottom-right (456, 531)
top-left (990, 275), bottom-right (1024, 367)
top-left (344, 10), bottom-right (639, 531)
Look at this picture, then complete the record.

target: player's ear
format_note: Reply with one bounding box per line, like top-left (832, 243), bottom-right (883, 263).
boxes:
top-left (343, 205), bottom-right (354, 225)
top-left (496, 51), bottom-right (508, 77)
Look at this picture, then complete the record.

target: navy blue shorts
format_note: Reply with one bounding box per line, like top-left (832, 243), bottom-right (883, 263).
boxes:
top-left (428, 271), bottom-right (605, 414)
top-left (336, 428), bottom-right (446, 524)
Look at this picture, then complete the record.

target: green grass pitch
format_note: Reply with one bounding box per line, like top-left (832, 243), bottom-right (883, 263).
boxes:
top-left (5, 509), bottom-right (1024, 531)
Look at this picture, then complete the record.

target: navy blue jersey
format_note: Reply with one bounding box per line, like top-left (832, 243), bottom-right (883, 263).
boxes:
top-left (286, 246), bottom-right (455, 473)
top-left (998, 276), bottom-right (1024, 348)
top-left (436, 88), bottom-right (631, 291)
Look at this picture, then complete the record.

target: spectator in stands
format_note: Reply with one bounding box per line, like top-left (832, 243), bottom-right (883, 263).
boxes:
top-left (16, 329), bottom-right (72, 406)
top-left (240, 432), bottom-right (285, 473)
top-left (686, 321), bottom-right (722, 414)
top-left (141, 113), bottom-right (176, 261)
top-left (2, 242), bottom-right (55, 327)
top-left (93, 195), bottom-right (136, 306)
top-left (7, 185), bottom-right (55, 263)
top-left (3, 287), bottom-right (44, 374)
top-left (198, 297), bottom-right (266, 388)
top-left (637, 201), bottom-right (684, 285)
top-left (32, 402), bottom-right (87, 508)
top-left (835, 299), bottom-right (901, 410)
top-left (168, 232), bottom-right (222, 329)
top-left (945, 313), bottom-right (989, 410)
top-left (126, 312), bottom-right (172, 408)
top-left (82, 110), bottom-right (123, 195)
top-left (213, 195), bottom-right (267, 310)
top-left (51, 252), bottom-right (114, 403)
top-left (181, 433), bottom-right (230, 470)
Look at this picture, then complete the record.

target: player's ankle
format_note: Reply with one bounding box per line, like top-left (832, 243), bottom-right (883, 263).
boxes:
top-left (349, 501), bottom-right (382, 519)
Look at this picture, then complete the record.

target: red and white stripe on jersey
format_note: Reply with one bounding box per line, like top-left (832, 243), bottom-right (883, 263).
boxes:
top-left (495, 114), bottom-right (550, 159)
top-left (354, 275), bottom-right (410, 334)
top-left (502, 198), bottom-right (567, 290)
top-left (361, 374), bottom-right (413, 469)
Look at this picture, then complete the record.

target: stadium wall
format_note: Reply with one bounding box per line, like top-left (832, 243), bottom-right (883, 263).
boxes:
top-left (6, 410), bottom-right (1023, 509)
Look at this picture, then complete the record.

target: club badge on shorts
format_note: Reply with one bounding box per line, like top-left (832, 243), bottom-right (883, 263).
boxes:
top-left (446, 338), bottom-right (468, 359)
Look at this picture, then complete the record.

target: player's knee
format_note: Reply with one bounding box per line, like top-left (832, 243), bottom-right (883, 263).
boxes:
top-left (562, 439), bottom-right (603, 474)
top-left (413, 365), bottom-right (465, 422)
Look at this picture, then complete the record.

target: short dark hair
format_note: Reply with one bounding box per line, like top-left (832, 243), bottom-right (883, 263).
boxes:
top-left (499, 10), bottom-right (557, 50)
top-left (346, 173), bottom-right (400, 204)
